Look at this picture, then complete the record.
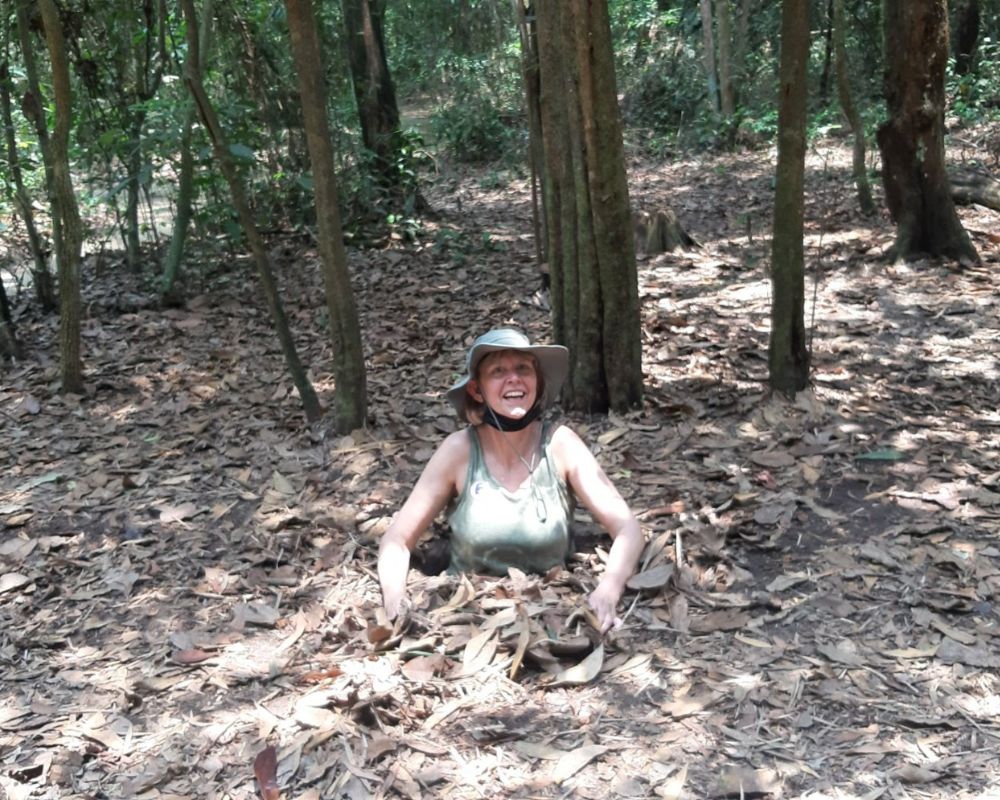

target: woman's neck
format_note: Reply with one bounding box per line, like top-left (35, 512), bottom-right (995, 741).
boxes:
top-left (477, 420), bottom-right (542, 470)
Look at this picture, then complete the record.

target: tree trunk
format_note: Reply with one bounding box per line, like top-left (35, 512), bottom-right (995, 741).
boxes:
top-left (951, 165), bottom-right (1000, 210)
top-left (953, 0), bottom-right (980, 75)
top-left (38, 0), bottom-right (84, 394)
top-left (818, 0), bottom-right (833, 105)
top-left (162, 0), bottom-right (214, 306)
top-left (733, 0), bottom-right (751, 106)
top-left (876, 0), bottom-right (979, 264)
top-left (833, 0), bottom-right (875, 216)
top-left (14, 0), bottom-right (56, 311)
top-left (513, 0), bottom-right (546, 268)
top-left (716, 0), bottom-right (735, 120)
top-left (0, 275), bottom-right (24, 360)
top-left (699, 0), bottom-right (720, 112)
top-left (535, 0), bottom-right (642, 414)
top-left (340, 0), bottom-right (404, 193)
top-left (0, 57), bottom-right (52, 313)
top-left (769, 0), bottom-right (810, 397)
top-left (180, 0), bottom-right (322, 423)
top-left (285, 0), bottom-right (368, 433)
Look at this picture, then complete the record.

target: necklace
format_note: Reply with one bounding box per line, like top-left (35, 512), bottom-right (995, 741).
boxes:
top-left (494, 422), bottom-right (547, 522)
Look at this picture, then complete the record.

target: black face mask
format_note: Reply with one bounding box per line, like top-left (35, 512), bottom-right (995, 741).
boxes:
top-left (483, 400), bottom-right (542, 432)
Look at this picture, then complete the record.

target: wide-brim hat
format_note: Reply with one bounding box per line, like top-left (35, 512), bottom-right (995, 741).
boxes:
top-left (446, 328), bottom-right (569, 422)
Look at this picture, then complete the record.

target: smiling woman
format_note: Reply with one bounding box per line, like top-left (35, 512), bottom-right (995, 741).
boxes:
top-left (377, 328), bottom-right (644, 633)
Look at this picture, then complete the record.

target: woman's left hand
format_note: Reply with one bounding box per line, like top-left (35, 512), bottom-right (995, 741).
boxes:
top-left (588, 581), bottom-right (623, 633)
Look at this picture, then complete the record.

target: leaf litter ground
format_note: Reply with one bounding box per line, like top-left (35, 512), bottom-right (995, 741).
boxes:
top-left (2, 138), bottom-right (1000, 800)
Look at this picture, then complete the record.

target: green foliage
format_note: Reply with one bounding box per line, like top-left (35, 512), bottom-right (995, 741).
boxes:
top-left (948, 38), bottom-right (1000, 122)
top-left (432, 87), bottom-right (524, 164)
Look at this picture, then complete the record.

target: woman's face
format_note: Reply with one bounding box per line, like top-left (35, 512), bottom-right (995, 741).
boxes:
top-left (470, 350), bottom-right (539, 419)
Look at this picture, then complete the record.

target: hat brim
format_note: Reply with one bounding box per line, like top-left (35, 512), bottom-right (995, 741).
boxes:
top-left (447, 341), bottom-right (569, 422)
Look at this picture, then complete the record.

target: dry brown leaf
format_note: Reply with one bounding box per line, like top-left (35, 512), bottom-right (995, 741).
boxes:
top-left (253, 745), bottom-right (281, 800)
top-left (626, 563), bottom-right (674, 590)
top-left (550, 743), bottom-right (608, 784)
top-left (892, 764), bottom-right (943, 784)
top-left (172, 648), bottom-right (213, 665)
top-left (0, 573), bottom-right (32, 594)
top-left (547, 643), bottom-right (604, 688)
top-left (750, 450), bottom-right (795, 468)
top-left (459, 627), bottom-right (498, 676)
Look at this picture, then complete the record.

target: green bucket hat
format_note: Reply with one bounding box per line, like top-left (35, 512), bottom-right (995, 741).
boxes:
top-left (446, 328), bottom-right (569, 422)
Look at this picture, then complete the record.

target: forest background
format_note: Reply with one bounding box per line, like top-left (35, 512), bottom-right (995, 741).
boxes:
top-left (2, 1), bottom-right (1000, 798)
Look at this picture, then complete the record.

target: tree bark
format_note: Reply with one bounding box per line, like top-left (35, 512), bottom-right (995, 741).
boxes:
top-left (38, 0), bottom-right (84, 394)
top-left (513, 0), bottom-right (546, 268)
top-left (285, 0), bottom-right (368, 433)
top-left (769, 0), bottom-right (810, 397)
top-left (716, 0), bottom-right (735, 120)
top-left (0, 274), bottom-right (24, 360)
top-left (953, 0), bottom-right (980, 75)
top-left (699, 0), bottom-right (720, 112)
top-left (161, 0), bottom-right (214, 306)
top-left (14, 0), bottom-right (56, 311)
top-left (818, 0), bottom-right (833, 104)
top-left (876, 0), bottom-right (978, 264)
top-left (340, 0), bottom-right (404, 193)
top-left (535, 0), bottom-right (642, 414)
top-left (833, 0), bottom-right (875, 216)
top-left (951, 165), bottom-right (1000, 210)
top-left (180, 0), bottom-right (322, 423)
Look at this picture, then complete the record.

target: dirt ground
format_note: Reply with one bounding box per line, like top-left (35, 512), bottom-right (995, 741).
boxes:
top-left (2, 135), bottom-right (1000, 800)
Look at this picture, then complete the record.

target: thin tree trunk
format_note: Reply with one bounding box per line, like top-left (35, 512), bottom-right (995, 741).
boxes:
top-left (14, 0), bottom-right (56, 311)
top-left (876, 0), bottom-right (978, 263)
top-left (0, 272), bottom-right (23, 360)
top-left (285, 0), bottom-right (368, 433)
top-left (700, 0), bottom-right (720, 112)
top-left (0, 57), bottom-right (52, 313)
top-left (818, 0), bottom-right (834, 104)
top-left (513, 0), bottom-right (545, 267)
top-left (716, 0), bottom-right (735, 120)
top-left (833, 0), bottom-right (874, 216)
top-left (162, 0), bottom-right (214, 305)
top-left (180, 0), bottom-right (322, 423)
top-left (769, 0), bottom-right (810, 396)
top-left (38, 0), bottom-right (83, 394)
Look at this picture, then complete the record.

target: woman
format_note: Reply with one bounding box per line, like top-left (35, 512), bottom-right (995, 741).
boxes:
top-left (378, 328), bottom-right (643, 633)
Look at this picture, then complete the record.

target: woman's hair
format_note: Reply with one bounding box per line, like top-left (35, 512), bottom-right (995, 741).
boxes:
top-left (464, 350), bottom-right (545, 426)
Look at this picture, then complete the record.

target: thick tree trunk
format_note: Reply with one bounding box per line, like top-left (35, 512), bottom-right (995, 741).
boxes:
top-left (180, 0), bottom-right (322, 423)
top-left (833, 0), bottom-right (875, 216)
top-left (38, 0), bottom-right (84, 394)
top-left (341, 0), bottom-right (403, 191)
top-left (769, 0), bottom-right (810, 397)
top-left (285, 0), bottom-right (368, 433)
top-left (535, 1), bottom-right (642, 414)
top-left (14, 0), bottom-right (56, 311)
top-left (877, 0), bottom-right (978, 264)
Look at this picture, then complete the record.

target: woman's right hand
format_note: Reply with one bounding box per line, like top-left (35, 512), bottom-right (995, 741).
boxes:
top-left (378, 534), bottom-right (412, 621)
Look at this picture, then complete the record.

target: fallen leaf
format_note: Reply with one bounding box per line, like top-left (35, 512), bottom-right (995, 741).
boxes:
top-left (254, 745), bottom-right (281, 800)
top-left (459, 628), bottom-right (498, 676)
top-left (0, 573), bottom-right (32, 594)
top-left (550, 743), bottom-right (608, 784)
top-left (173, 648), bottom-right (213, 665)
top-left (626, 563), bottom-right (674, 590)
top-left (547, 643), bottom-right (604, 688)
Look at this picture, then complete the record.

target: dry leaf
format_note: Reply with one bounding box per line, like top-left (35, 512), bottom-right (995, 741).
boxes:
top-left (172, 648), bottom-right (213, 665)
top-left (550, 743), bottom-right (608, 784)
top-left (750, 450), bottom-right (795, 468)
top-left (547, 644), bottom-right (604, 688)
top-left (0, 573), bottom-right (32, 594)
top-left (254, 745), bottom-right (281, 800)
top-left (626, 563), bottom-right (674, 590)
top-left (460, 628), bottom-right (498, 676)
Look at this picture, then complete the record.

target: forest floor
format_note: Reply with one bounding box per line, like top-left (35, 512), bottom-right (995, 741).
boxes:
top-left (2, 132), bottom-right (1000, 800)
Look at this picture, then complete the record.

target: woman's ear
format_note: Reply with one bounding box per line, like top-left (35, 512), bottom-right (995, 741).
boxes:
top-left (467, 380), bottom-right (483, 402)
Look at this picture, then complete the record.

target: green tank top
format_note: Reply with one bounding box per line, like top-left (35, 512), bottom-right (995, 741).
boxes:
top-left (447, 423), bottom-right (574, 576)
